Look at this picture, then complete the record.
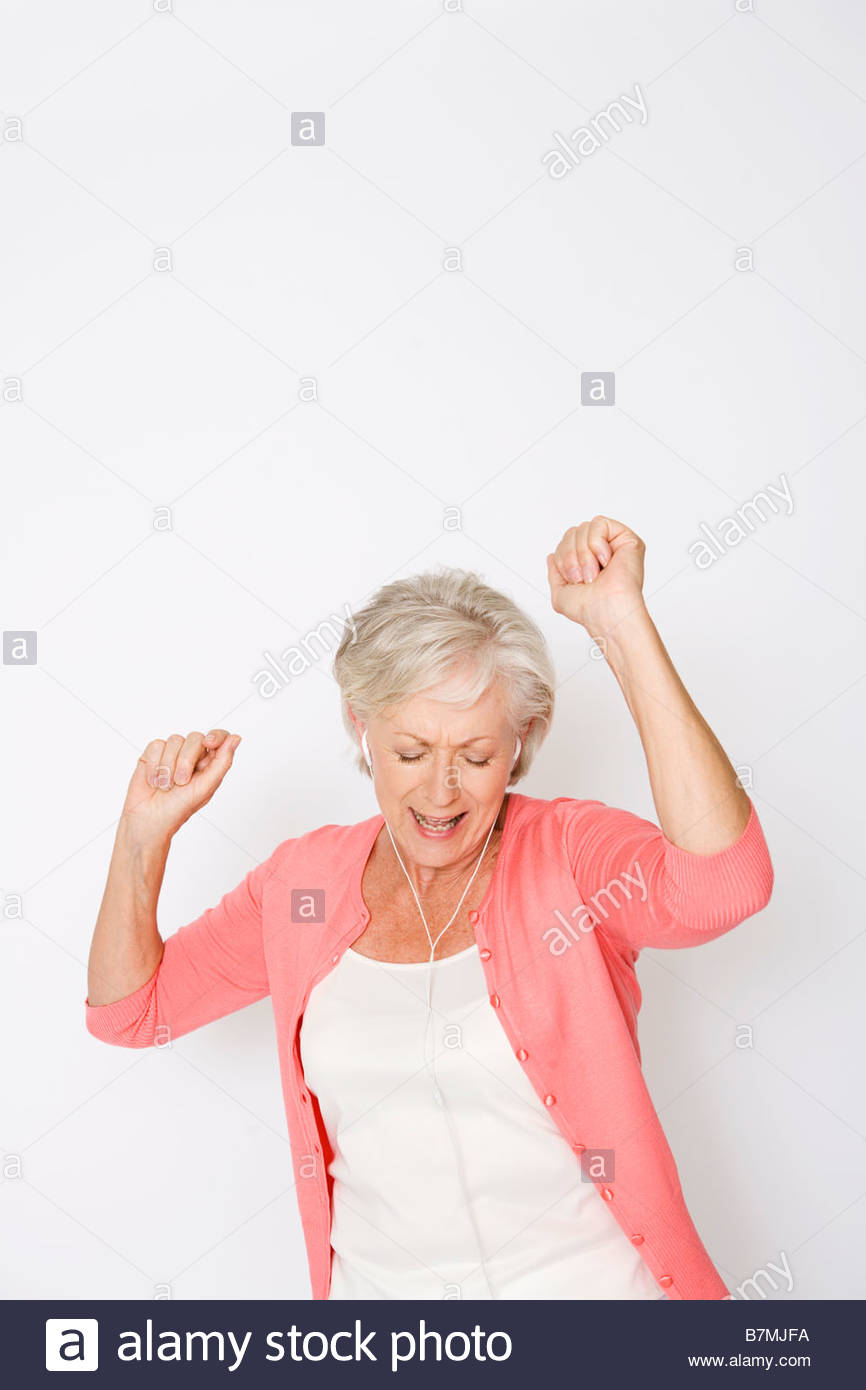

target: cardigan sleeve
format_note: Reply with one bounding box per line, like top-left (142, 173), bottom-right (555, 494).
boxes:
top-left (84, 855), bottom-right (272, 1048)
top-left (556, 796), bottom-right (774, 951)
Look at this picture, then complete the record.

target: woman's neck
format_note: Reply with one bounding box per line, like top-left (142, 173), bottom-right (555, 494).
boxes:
top-left (382, 794), bottom-right (508, 899)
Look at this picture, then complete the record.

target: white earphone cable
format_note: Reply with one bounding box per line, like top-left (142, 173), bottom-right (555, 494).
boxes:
top-left (361, 730), bottom-right (520, 1298)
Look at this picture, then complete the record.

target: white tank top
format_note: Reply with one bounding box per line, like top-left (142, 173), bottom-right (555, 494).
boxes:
top-left (300, 942), bottom-right (664, 1300)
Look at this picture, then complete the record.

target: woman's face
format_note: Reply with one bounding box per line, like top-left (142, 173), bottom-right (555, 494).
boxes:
top-left (360, 678), bottom-right (518, 864)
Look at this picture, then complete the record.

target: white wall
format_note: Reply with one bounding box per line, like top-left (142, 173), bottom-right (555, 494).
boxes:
top-left (2, 0), bottom-right (864, 1301)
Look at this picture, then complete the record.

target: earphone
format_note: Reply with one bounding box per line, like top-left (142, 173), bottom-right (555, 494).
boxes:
top-left (357, 725), bottom-right (521, 1297)
top-left (361, 729), bottom-right (521, 771)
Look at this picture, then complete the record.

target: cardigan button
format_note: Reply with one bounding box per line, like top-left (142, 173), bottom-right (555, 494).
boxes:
top-left (300, 1093), bottom-right (309, 1104)
top-left (572, 1142), bottom-right (587, 1154)
top-left (630, 1234), bottom-right (645, 1245)
top-left (601, 1186), bottom-right (614, 1201)
top-left (516, 1048), bottom-right (529, 1062)
top-left (331, 954), bottom-right (340, 964)
top-left (489, 993), bottom-right (500, 1008)
top-left (543, 1094), bottom-right (556, 1107)
top-left (479, 947), bottom-right (492, 961)
top-left (468, 909), bottom-right (479, 923)
top-left (659, 1275), bottom-right (674, 1288)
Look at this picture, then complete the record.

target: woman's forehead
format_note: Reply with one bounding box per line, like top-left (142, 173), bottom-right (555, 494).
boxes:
top-left (381, 686), bottom-right (510, 740)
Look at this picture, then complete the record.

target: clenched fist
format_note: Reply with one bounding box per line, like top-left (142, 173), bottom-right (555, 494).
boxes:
top-left (547, 516), bottom-right (646, 640)
top-left (121, 729), bottom-right (242, 844)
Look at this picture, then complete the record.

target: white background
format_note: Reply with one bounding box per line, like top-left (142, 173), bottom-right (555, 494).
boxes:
top-left (1, 0), bottom-right (865, 1300)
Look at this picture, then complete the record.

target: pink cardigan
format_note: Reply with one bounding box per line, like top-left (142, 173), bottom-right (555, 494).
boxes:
top-left (84, 791), bottom-right (773, 1299)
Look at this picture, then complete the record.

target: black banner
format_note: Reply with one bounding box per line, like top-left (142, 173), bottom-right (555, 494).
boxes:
top-left (6, 1298), bottom-right (857, 1386)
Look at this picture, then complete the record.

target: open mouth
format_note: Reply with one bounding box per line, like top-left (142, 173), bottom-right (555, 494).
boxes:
top-left (411, 808), bottom-right (467, 832)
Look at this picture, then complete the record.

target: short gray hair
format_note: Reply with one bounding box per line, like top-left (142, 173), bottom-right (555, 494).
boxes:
top-left (332, 566), bottom-right (556, 782)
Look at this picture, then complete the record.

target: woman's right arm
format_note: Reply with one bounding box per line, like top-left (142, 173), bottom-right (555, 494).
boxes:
top-left (87, 728), bottom-right (241, 1006)
top-left (86, 822), bottom-right (170, 1006)
top-left (86, 728), bottom-right (274, 1046)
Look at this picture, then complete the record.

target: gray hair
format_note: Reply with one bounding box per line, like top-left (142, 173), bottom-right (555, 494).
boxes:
top-left (332, 566), bottom-right (556, 782)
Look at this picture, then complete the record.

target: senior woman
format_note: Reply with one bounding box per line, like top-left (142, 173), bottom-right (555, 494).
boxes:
top-left (86, 516), bottom-right (773, 1301)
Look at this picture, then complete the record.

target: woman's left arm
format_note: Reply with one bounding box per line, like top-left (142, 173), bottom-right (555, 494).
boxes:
top-left (548, 516), bottom-right (750, 855)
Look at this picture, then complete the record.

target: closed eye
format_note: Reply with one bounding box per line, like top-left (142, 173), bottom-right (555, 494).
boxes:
top-left (397, 752), bottom-right (492, 766)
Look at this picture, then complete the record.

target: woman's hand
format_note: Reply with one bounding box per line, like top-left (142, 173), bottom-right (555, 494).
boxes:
top-left (547, 516), bottom-right (646, 641)
top-left (120, 729), bottom-right (242, 844)
top-left (548, 517), bottom-right (754, 852)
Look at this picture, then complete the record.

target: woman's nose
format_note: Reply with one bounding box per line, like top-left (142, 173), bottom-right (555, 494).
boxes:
top-left (424, 755), bottom-right (461, 804)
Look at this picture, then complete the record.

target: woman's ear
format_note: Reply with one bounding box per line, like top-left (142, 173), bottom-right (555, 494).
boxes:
top-left (348, 706), bottom-right (367, 760)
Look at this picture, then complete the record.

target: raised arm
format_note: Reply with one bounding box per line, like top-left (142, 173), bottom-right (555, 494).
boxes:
top-left (85, 728), bottom-right (271, 1046)
top-left (555, 794), bottom-right (772, 952)
top-left (547, 517), bottom-right (752, 854)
